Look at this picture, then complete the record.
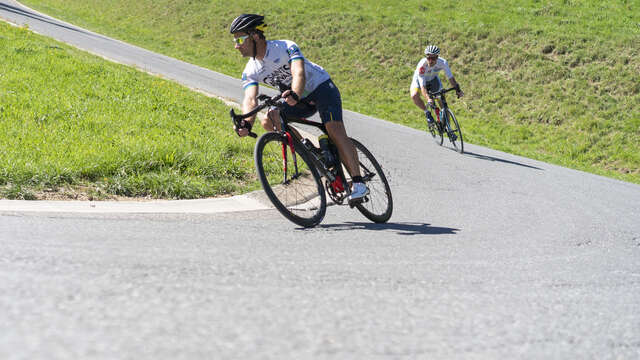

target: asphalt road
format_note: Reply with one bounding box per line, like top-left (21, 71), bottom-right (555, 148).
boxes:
top-left (1, 2), bottom-right (639, 359)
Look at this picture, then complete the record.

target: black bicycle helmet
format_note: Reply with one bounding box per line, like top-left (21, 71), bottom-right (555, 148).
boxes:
top-left (230, 14), bottom-right (267, 34)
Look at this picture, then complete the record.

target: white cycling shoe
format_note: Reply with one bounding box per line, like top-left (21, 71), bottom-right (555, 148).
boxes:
top-left (348, 182), bottom-right (369, 203)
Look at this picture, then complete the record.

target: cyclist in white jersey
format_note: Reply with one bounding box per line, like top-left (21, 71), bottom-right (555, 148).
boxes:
top-left (410, 45), bottom-right (464, 125)
top-left (230, 14), bottom-right (368, 202)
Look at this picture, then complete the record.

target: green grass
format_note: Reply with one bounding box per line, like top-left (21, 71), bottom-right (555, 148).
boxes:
top-left (7, 0), bottom-right (640, 198)
top-left (0, 22), bottom-right (259, 199)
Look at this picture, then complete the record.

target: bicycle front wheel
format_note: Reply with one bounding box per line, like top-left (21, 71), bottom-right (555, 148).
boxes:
top-left (444, 108), bottom-right (464, 153)
top-left (427, 120), bottom-right (444, 146)
top-left (350, 138), bottom-right (393, 223)
top-left (255, 132), bottom-right (326, 227)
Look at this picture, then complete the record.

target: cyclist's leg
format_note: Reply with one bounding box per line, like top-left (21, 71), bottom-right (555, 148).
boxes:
top-left (410, 74), bottom-right (426, 111)
top-left (326, 121), bottom-right (368, 201)
top-left (326, 122), bottom-right (359, 176)
top-left (313, 80), bottom-right (367, 201)
top-left (262, 107), bottom-right (279, 131)
top-left (411, 86), bottom-right (434, 126)
top-left (422, 78), bottom-right (443, 124)
top-left (311, 81), bottom-right (359, 176)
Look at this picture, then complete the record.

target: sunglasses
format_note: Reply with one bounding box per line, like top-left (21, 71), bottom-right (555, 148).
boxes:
top-left (427, 55), bottom-right (438, 60)
top-left (233, 35), bottom-right (250, 45)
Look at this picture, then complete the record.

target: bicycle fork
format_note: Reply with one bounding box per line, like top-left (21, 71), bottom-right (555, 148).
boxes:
top-left (281, 132), bottom-right (300, 184)
top-left (435, 107), bottom-right (453, 134)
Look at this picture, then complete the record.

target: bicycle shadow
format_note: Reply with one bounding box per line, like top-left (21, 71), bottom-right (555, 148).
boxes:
top-left (464, 151), bottom-right (543, 170)
top-left (316, 221), bottom-right (460, 236)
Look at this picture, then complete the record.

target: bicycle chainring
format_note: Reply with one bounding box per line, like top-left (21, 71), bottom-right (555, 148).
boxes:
top-left (325, 179), bottom-right (346, 205)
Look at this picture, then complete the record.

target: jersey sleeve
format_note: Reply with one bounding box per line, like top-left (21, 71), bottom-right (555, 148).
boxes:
top-left (285, 41), bottom-right (304, 63)
top-left (241, 63), bottom-right (259, 90)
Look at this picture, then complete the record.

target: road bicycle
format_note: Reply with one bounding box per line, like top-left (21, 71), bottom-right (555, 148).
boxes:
top-left (230, 93), bottom-right (393, 228)
top-left (426, 87), bottom-right (464, 154)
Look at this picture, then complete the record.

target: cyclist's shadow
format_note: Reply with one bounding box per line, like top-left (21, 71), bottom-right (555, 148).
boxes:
top-left (316, 221), bottom-right (459, 236)
top-left (464, 151), bottom-right (543, 170)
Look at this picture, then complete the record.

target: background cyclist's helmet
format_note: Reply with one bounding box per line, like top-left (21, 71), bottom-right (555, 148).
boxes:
top-left (230, 14), bottom-right (267, 34)
top-left (424, 45), bottom-right (440, 56)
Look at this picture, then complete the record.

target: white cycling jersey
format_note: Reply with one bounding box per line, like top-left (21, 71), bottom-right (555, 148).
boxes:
top-left (241, 40), bottom-right (330, 97)
top-left (411, 57), bottom-right (454, 89)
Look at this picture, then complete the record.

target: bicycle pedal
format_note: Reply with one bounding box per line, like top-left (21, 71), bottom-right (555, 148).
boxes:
top-left (348, 197), bottom-right (364, 208)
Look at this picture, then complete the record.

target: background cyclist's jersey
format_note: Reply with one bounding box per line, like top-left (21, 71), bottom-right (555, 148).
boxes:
top-left (412, 57), bottom-right (454, 88)
top-left (241, 40), bottom-right (330, 97)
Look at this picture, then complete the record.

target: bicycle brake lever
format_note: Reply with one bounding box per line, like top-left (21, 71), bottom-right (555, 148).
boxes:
top-left (229, 109), bottom-right (257, 138)
top-left (229, 109), bottom-right (240, 130)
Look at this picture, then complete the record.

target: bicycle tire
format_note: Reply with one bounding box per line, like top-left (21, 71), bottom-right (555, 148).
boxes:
top-left (255, 132), bottom-right (326, 227)
top-left (350, 138), bottom-right (393, 223)
top-left (444, 108), bottom-right (464, 154)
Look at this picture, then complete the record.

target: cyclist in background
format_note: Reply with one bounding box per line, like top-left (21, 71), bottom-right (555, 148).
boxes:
top-left (410, 45), bottom-right (464, 125)
top-left (230, 14), bottom-right (368, 202)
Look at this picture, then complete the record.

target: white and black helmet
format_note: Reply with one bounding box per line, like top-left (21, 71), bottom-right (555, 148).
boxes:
top-left (424, 45), bottom-right (440, 56)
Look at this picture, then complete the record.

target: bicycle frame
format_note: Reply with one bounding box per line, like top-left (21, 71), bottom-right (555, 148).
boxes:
top-left (231, 93), bottom-right (393, 225)
top-left (275, 110), bottom-right (351, 200)
top-left (429, 87), bottom-right (456, 132)
top-left (231, 93), bottom-right (351, 201)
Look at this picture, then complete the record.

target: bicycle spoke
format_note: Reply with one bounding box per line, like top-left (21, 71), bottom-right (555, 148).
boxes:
top-left (349, 138), bottom-right (393, 223)
top-left (255, 132), bottom-right (326, 227)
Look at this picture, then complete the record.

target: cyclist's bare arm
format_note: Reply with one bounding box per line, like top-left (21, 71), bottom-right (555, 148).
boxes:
top-left (237, 85), bottom-right (259, 137)
top-left (243, 84), bottom-right (259, 118)
top-left (282, 59), bottom-right (306, 105)
top-left (290, 59), bottom-right (305, 99)
top-left (448, 76), bottom-right (464, 97)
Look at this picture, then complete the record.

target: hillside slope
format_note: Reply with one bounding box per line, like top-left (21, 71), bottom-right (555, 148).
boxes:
top-left (16, 0), bottom-right (640, 183)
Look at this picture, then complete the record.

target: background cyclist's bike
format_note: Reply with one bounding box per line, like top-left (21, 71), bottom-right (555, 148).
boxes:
top-left (230, 93), bottom-right (393, 228)
top-left (427, 87), bottom-right (464, 154)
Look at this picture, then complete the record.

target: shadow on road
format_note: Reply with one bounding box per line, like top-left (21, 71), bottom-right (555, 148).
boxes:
top-left (0, 2), bottom-right (99, 38)
top-left (317, 221), bottom-right (460, 235)
top-left (464, 151), bottom-right (543, 170)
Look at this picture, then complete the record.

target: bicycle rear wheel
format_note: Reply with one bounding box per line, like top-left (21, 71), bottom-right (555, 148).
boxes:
top-left (255, 132), bottom-right (326, 227)
top-left (349, 138), bottom-right (393, 223)
top-left (444, 108), bottom-right (464, 153)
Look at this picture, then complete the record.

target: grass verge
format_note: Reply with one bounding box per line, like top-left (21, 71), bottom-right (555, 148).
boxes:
top-left (17, 0), bottom-right (640, 184)
top-left (0, 22), bottom-right (259, 200)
